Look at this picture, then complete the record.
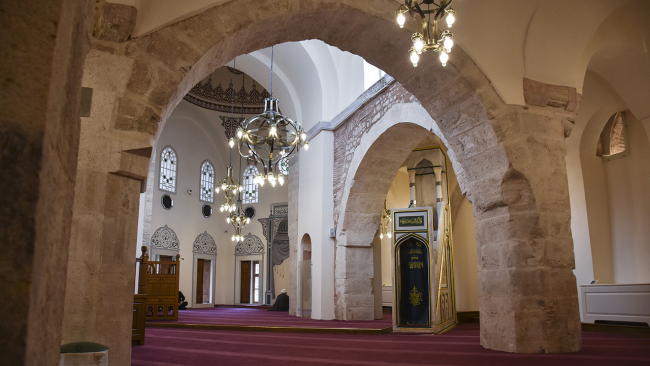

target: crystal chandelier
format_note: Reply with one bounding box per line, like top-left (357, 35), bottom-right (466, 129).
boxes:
top-left (379, 200), bottom-right (392, 240)
top-left (234, 46), bottom-right (308, 187)
top-left (217, 58), bottom-right (243, 213)
top-left (395, 0), bottom-right (456, 67)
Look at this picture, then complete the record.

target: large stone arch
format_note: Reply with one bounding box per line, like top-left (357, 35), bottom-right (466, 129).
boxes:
top-left (68, 0), bottom-right (581, 360)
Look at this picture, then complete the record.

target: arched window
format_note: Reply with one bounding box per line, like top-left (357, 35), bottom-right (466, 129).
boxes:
top-left (279, 157), bottom-right (289, 176)
top-left (159, 146), bottom-right (177, 192)
top-left (596, 111), bottom-right (628, 160)
top-left (243, 165), bottom-right (259, 204)
top-left (200, 161), bottom-right (214, 202)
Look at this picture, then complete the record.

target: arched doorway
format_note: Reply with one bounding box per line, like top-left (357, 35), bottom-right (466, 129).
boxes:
top-left (63, 0), bottom-right (581, 360)
top-left (298, 234), bottom-right (312, 318)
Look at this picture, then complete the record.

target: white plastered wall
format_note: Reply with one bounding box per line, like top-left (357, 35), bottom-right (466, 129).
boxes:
top-left (144, 100), bottom-right (289, 306)
top-left (297, 131), bottom-right (335, 320)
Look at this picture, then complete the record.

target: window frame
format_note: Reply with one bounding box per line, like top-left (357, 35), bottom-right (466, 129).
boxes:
top-left (199, 160), bottom-right (215, 203)
top-left (159, 146), bottom-right (178, 193)
top-left (243, 165), bottom-right (259, 204)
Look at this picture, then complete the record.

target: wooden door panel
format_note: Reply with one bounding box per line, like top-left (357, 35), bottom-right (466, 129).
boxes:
top-left (240, 261), bottom-right (251, 303)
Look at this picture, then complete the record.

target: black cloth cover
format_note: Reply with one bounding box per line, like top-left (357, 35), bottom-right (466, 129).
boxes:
top-left (398, 238), bottom-right (430, 326)
top-left (270, 293), bottom-right (289, 311)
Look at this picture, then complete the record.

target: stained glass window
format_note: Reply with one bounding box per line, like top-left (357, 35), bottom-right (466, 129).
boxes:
top-left (159, 146), bottom-right (177, 192)
top-left (243, 165), bottom-right (259, 204)
top-left (279, 157), bottom-right (289, 176)
top-left (200, 161), bottom-right (214, 202)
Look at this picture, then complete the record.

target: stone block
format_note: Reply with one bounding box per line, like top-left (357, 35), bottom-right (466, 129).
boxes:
top-left (114, 98), bottom-right (160, 135)
top-left (460, 145), bottom-right (509, 183)
top-left (95, 3), bottom-right (136, 42)
top-left (144, 27), bottom-right (202, 72)
top-left (446, 121), bottom-right (499, 160)
top-left (523, 78), bottom-right (549, 107)
top-left (489, 109), bottom-right (521, 143)
top-left (521, 112), bottom-right (565, 138)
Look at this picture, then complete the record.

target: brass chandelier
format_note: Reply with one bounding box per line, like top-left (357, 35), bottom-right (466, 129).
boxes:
top-left (395, 0), bottom-right (456, 67)
top-left (234, 46), bottom-right (308, 187)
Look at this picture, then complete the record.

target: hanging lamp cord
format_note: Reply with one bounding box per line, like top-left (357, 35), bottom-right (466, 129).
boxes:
top-left (270, 46), bottom-right (274, 98)
top-left (229, 58), bottom-right (236, 167)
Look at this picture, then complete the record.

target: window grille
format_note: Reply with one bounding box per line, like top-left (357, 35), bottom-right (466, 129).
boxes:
top-left (200, 161), bottom-right (215, 202)
top-left (243, 165), bottom-right (259, 204)
top-left (279, 157), bottom-right (289, 176)
top-left (159, 147), bottom-right (177, 192)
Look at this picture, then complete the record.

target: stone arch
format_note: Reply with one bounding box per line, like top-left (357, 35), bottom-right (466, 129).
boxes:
top-left (82, 0), bottom-right (580, 355)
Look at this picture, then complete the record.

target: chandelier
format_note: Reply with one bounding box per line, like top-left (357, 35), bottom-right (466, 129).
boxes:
top-left (234, 46), bottom-right (308, 187)
top-left (379, 200), bottom-right (392, 240)
top-left (217, 58), bottom-right (243, 214)
top-left (216, 166), bottom-right (241, 213)
top-left (227, 197), bottom-right (250, 242)
top-left (395, 0), bottom-right (456, 67)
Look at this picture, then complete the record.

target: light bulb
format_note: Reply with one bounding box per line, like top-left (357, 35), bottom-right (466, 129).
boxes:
top-left (396, 12), bottom-right (405, 28)
top-left (412, 34), bottom-right (424, 54)
top-left (278, 176), bottom-right (284, 186)
top-left (236, 217), bottom-right (240, 222)
top-left (229, 138), bottom-right (235, 148)
top-left (439, 51), bottom-right (449, 67)
top-left (270, 124), bottom-right (277, 136)
top-left (446, 11), bottom-right (455, 27)
top-left (304, 142), bottom-right (309, 151)
top-left (271, 180), bottom-right (276, 187)
top-left (444, 37), bottom-right (454, 50)
top-left (236, 128), bottom-right (243, 139)
top-left (226, 217), bottom-right (231, 223)
top-left (380, 233), bottom-right (384, 239)
top-left (232, 189), bottom-right (237, 194)
top-left (220, 206), bottom-right (224, 212)
top-left (231, 235), bottom-right (235, 241)
top-left (221, 184), bottom-right (227, 190)
top-left (246, 218), bottom-right (250, 224)
top-left (239, 186), bottom-right (243, 192)
top-left (387, 232), bottom-right (392, 238)
top-left (215, 187), bottom-right (220, 193)
top-left (410, 49), bottom-right (419, 67)
top-left (301, 132), bottom-right (307, 141)
top-left (259, 179), bottom-right (264, 187)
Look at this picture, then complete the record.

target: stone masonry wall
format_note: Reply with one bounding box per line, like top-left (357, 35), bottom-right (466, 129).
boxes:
top-left (333, 82), bottom-right (416, 229)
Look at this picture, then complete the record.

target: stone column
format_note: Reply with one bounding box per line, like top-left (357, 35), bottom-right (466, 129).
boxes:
top-left (0, 1), bottom-right (93, 365)
top-left (472, 79), bottom-right (581, 353)
top-left (61, 41), bottom-right (151, 365)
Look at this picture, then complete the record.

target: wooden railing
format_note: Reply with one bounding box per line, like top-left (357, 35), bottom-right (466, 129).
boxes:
top-left (136, 246), bottom-right (180, 321)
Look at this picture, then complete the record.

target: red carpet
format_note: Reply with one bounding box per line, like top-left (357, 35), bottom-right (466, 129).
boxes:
top-left (132, 323), bottom-right (650, 365)
top-left (148, 307), bottom-right (392, 329)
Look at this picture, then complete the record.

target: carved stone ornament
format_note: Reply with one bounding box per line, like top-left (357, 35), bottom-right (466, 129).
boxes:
top-left (151, 225), bottom-right (179, 250)
top-left (192, 231), bottom-right (217, 254)
top-left (235, 233), bottom-right (265, 255)
top-left (259, 219), bottom-right (269, 239)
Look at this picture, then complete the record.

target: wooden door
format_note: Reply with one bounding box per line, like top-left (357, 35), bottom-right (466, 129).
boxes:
top-left (196, 259), bottom-right (204, 304)
top-left (202, 259), bottom-right (211, 303)
top-left (240, 261), bottom-right (251, 303)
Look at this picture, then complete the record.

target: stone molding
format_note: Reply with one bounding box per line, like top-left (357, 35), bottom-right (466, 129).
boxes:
top-left (192, 231), bottom-right (216, 254)
top-left (150, 225), bottom-right (179, 250)
top-left (235, 233), bottom-right (265, 255)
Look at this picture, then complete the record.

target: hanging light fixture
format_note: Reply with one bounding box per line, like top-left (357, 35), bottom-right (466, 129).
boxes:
top-left (216, 58), bottom-right (243, 213)
top-left (396, 0), bottom-right (456, 67)
top-left (234, 46), bottom-right (307, 186)
top-left (379, 200), bottom-right (392, 240)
